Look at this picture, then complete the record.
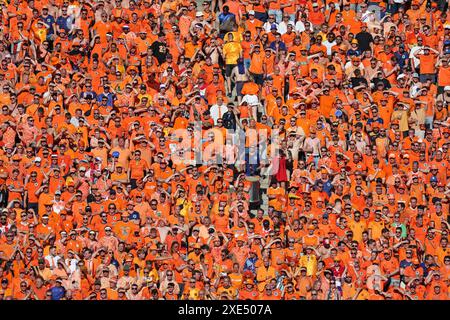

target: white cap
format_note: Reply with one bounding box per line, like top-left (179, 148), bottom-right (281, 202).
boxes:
top-left (397, 74), bottom-right (406, 80)
top-left (412, 73), bottom-right (419, 78)
top-left (445, 86), bottom-right (450, 91)
top-left (196, 11), bottom-right (203, 17)
top-left (248, 10), bottom-right (255, 15)
top-left (34, 157), bottom-right (42, 162)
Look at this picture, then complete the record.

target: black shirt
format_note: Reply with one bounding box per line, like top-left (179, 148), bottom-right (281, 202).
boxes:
top-left (372, 78), bottom-right (391, 90)
top-left (350, 76), bottom-right (368, 88)
top-left (355, 31), bottom-right (373, 52)
top-left (150, 41), bottom-right (167, 64)
top-left (222, 111), bottom-right (236, 130)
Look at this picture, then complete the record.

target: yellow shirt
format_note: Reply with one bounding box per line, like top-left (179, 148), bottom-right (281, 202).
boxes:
top-left (391, 109), bottom-right (409, 132)
top-left (217, 286), bottom-right (237, 298)
top-left (368, 220), bottom-right (385, 240)
top-left (348, 220), bottom-right (367, 243)
top-left (187, 288), bottom-right (199, 300)
top-left (223, 41), bottom-right (242, 65)
top-left (356, 289), bottom-right (370, 300)
top-left (299, 254), bottom-right (317, 277)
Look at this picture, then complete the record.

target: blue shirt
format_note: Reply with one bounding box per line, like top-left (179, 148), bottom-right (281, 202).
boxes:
top-left (50, 286), bottom-right (66, 300)
top-left (129, 210), bottom-right (140, 221)
top-left (218, 12), bottom-right (236, 25)
top-left (245, 148), bottom-right (260, 176)
top-left (320, 180), bottom-right (334, 197)
top-left (367, 117), bottom-right (384, 126)
top-left (243, 256), bottom-right (258, 274)
top-left (394, 51), bottom-right (409, 71)
top-left (80, 90), bottom-right (97, 101)
top-left (420, 262), bottom-right (437, 278)
top-left (347, 49), bottom-right (361, 57)
top-left (269, 41), bottom-right (287, 52)
top-left (97, 91), bottom-right (116, 107)
top-left (40, 15), bottom-right (56, 35)
top-left (56, 15), bottom-right (72, 33)
top-left (400, 259), bottom-right (413, 269)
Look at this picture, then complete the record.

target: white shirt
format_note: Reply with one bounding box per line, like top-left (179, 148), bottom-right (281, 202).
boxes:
top-left (242, 94), bottom-right (260, 106)
top-left (323, 40), bottom-right (337, 56)
top-left (45, 254), bottom-right (61, 269)
top-left (70, 117), bottom-right (80, 127)
top-left (410, 45), bottom-right (424, 69)
top-left (361, 10), bottom-right (373, 23)
top-left (210, 103), bottom-right (227, 125)
top-left (278, 21), bottom-right (293, 35)
top-left (410, 80), bottom-right (422, 98)
top-left (263, 22), bottom-right (279, 33)
top-left (295, 21), bottom-right (313, 33)
top-left (65, 258), bottom-right (79, 274)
